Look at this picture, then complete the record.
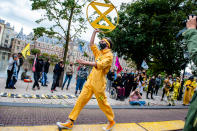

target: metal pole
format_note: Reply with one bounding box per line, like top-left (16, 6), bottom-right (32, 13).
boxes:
top-left (178, 66), bottom-right (186, 101)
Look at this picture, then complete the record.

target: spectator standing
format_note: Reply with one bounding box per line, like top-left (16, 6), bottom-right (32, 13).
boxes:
top-left (5, 54), bottom-right (19, 89)
top-left (146, 76), bottom-right (155, 99)
top-left (62, 63), bottom-right (74, 90)
top-left (32, 54), bottom-right (43, 90)
top-left (41, 59), bottom-right (50, 86)
top-left (106, 69), bottom-right (115, 92)
top-left (154, 74), bottom-right (162, 96)
top-left (17, 53), bottom-right (23, 75)
top-left (51, 61), bottom-right (64, 93)
top-left (75, 65), bottom-right (88, 95)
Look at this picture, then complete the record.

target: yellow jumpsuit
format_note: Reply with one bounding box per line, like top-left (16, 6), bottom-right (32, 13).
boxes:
top-left (172, 81), bottom-right (181, 100)
top-left (69, 45), bottom-right (114, 121)
top-left (183, 80), bottom-right (194, 105)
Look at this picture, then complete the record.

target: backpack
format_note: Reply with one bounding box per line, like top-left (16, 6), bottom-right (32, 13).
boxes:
top-left (110, 87), bottom-right (117, 99)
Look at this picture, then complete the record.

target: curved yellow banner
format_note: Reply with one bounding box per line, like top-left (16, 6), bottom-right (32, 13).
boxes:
top-left (86, 0), bottom-right (119, 33)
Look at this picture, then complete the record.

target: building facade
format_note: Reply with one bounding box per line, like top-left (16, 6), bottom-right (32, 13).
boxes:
top-left (0, 19), bottom-right (17, 49)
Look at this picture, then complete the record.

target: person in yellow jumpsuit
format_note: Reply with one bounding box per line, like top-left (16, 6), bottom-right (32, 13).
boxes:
top-left (167, 77), bottom-right (181, 106)
top-left (57, 29), bottom-right (115, 131)
top-left (173, 77), bottom-right (181, 101)
top-left (183, 76), bottom-right (194, 105)
top-left (191, 79), bottom-right (197, 97)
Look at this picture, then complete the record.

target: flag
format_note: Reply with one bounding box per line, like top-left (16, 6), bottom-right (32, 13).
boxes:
top-left (21, 43), bottom-right (30, 59)
top-left (141, 60), bottom-right (149, 69)
top-left (115, 56), bottom-right (123, 74)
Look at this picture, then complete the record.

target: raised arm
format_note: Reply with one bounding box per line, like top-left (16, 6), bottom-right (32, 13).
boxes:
top-left (90, 29), bottom-right (100, 47)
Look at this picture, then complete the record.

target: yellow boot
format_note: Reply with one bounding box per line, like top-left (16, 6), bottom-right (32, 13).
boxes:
top-left (103, 120), bottom-right (116, 131)
top-left (56, 120), bottom-right (74, 129)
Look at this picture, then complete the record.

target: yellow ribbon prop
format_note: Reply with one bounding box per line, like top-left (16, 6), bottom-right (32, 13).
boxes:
top-left (86, 0), bottom-right (119, 33)
top-left (21, 43), bottom-right (30, 59)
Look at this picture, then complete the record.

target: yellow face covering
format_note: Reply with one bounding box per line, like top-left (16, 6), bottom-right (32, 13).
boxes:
top-left (103, 38), bottom-right (110, 48)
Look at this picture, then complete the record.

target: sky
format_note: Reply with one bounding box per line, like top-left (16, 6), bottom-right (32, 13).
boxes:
top-left (0, 0), bottom-right (132, 42)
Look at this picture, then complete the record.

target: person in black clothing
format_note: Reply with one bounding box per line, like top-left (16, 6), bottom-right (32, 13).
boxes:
top-left (51, 61), bottom-right (64, 93)
top-left (32, 54), bottom-right (43, 90)
top-left (146, 76), bottom-right (156, 99)
top-left (106, 69), bottom-right (115, 92)
top-left (132, 77), bottom-right (138, 92)
top-left (124, 73), bottom-right (133, 98)
top-left (17, 53), bottom-right (23, 75)
top-left (41, 59), bottom-right (50, 86)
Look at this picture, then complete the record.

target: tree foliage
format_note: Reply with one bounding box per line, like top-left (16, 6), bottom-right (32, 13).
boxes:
top-left (31, 48), bottom-right (41, 55)
top-left (30, 0), bottom-right (90, 62)
top-left (102, 0), bottom-right (197, 75)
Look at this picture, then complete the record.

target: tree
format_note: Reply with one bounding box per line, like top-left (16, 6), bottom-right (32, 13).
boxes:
top-left (30, 0), bottom-right (90, 85)
top-left (31, 48), bottom-right (41, 55)
top-left (102, 0), bottom-right (197, 75)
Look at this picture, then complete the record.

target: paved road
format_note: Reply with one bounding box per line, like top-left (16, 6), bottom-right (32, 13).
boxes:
top-left (0, 106), bottom-right (188, 126)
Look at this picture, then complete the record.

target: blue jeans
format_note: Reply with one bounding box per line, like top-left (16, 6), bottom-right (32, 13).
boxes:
top-left (76, 78), bottom-right (86, 91)
top-left (129, 101), bottom-right (146, 106)
top-left (62, 75), bottom-right (72, 89)
top-left (41, 72), bottom-right (47, 85)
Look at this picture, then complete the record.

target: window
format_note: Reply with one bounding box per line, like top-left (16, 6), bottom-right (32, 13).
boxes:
top-left (5, 40), bottom-right (8, 43)
top-left (6, 35), bottom-right (9, 38)
top-left (17, 46), bottom-right (19, 50)
top-left (18, 41), bottom-right (20, 45)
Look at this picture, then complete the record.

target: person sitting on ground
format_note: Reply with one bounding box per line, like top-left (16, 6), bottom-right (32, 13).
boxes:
top-left (129, 88), bottom-right (145, 106)
top-left (21, 68), bottom-right (31, 80)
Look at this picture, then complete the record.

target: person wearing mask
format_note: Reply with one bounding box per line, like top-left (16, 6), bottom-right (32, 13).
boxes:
top-left (154, 74), bottom-right (162, 96)
top-left (146, 76), bottom-right (156, 99)
top-left (183, 15), bottom-right (197, 130)
top-left (75, 65), bottom-right (88, 95)
top-left (62, 63), bottom-right (74, 90)
top-left (57, 29), bottom-right (116, 131)
top-left (32, 53), bottom-right (43, 91)
top-left (41, 59), bottom-right (50, 86)
top-left (161, 75), bottom-right (172, 101)
top-left (17, 53), bottom-right (23, 75)
top-left (183, 76), bottom-right (195, 105)
top-left (5, 54), bottom-right (19, 89)
top-left (51, 61), bottom-right (64, 93)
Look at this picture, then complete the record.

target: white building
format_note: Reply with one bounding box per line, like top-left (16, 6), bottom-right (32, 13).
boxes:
top-left (0, 19), bottom-right (17, 49)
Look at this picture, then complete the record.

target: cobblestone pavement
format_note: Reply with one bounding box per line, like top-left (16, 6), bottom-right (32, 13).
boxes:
top-left (0, 106), bottom-right (188, 126)
top-left (0, 78), bottom-right (183, 106)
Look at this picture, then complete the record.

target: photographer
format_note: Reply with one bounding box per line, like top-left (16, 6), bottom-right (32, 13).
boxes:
top-left (183, 15), bottom-right (197, 131)
top-left (129, 88), bottom-right (145, 106)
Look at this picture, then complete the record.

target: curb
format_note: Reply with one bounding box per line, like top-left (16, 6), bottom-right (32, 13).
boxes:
top-left (0, 102), bottom-right (189, 109)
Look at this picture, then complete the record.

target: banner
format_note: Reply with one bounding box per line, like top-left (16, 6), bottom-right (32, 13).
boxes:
top-left (115, 56), bottom-right (123, 74)
top-left (21, 43), bottom-right (30, 59)
top-left (141, 60), bottom-right (149, 69)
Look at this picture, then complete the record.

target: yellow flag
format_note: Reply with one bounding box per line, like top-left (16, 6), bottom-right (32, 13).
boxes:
top-left (21, 43), bottom-right (30, 59)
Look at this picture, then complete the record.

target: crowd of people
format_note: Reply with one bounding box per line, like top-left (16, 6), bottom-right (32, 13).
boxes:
top-left (107, 69), bottom-right (197, 106)
top-left (5, 52), bottom-right (196, 107)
